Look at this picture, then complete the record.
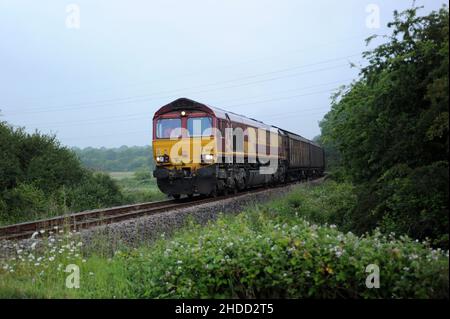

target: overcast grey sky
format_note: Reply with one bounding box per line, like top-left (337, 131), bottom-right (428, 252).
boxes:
top-left (0, 0), bottom-right (447, 148)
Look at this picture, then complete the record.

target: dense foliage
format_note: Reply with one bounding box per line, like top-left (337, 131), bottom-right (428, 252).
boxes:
top-left (0, 122), bottom-right (124, 224)
top-left (319, 7), bottom-right (449, 247)
top-left (72, 146), bottom-right (155, 172)
top-left (281, 180), bottom-right (357, 232)
top-left (126, 215), bottom-right (448, 298)
top-left (1, 182), bottom-right (448, 298)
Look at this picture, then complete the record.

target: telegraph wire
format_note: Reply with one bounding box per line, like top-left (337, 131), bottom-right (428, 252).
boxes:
top-left (18, 78), bottom-right (351, 128)
top-left (15, 32), bottom-right (371, 103)
top-left (5, 55), bottom-right (361, 116)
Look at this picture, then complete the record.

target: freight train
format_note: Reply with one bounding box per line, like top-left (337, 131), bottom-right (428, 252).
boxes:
top-left (152, 98), bottom-right (325, 198)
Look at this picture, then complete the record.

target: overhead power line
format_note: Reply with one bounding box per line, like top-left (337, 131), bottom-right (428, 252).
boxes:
top-left (15, 32), bottom-right (371, 103)
top-left (5, 54), bottom-right (361, 116)
top-left (18, 78), bottom-right (351, 128)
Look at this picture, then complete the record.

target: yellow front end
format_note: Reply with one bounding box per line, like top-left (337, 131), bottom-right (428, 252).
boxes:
top-left (153, 137), bottom-right (216, 171)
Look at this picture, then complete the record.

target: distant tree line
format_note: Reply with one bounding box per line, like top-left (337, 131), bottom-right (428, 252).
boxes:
top-left (318, 6), bottom-right (449, 247)
top-left (72, 145), bottom-right (155, 172)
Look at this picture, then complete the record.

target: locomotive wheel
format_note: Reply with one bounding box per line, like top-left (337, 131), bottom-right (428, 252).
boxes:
top-left (172, 194), bottom-right (181, 200)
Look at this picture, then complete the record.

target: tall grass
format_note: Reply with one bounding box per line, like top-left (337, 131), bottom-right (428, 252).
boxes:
top-left (111, 170), bottom-right (165, 204)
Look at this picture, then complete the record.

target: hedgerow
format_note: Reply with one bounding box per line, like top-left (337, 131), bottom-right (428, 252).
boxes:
top-left (270, 180), bottom-right (357, 232)
top-left (0, 121), bottom-right (125, 225)
top-left (122, 208), bottom-right (448, 298)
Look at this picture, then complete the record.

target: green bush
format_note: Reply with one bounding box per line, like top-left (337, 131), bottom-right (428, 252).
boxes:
top-left (0, 123), bottom-right (23, 190)
top-left (122, 211), bottom-right (448, 298)
top-left (272, 181), bottom-right (357, 232)
top-left (66, 172), bottom-right (125, 212)
top-left (376, 162), bottom-right (449, 248)
top-left (0, 122), bottom-right (125, 224)
top-left (0, 199), bottom-right (6, 213)
top-left (1, 184), bottom-right (48, 224)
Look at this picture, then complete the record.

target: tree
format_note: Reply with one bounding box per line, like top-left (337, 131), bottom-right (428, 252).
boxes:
top-left (0, 122), bottom-right (124, 224)
top-left (319, 6), bottom-right (449, 247)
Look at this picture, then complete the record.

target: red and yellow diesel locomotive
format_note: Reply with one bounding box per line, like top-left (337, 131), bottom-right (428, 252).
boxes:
top-left (152, 98), bottom-right (324, 198)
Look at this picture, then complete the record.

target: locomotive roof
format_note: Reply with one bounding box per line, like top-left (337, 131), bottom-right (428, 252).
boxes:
top-left (155, 98), bottom-right (320, 147)
top-left (155, 97), bottom-right (272, 130)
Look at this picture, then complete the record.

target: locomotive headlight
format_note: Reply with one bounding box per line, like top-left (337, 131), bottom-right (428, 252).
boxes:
top-left (201, 154), bottom-right (214, 163)
top-left (181, 111), bottom-right (186, 116)
top-left (156, 155), bottom-right (169, 163)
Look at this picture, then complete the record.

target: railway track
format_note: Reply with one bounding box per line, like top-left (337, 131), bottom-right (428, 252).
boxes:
top-left (0, 178), bottom-right (323, 241)
top-left (0, 197), bottom-right (206, 241)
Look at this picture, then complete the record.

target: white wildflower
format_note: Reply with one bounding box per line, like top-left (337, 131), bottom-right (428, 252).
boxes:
top-left (409, 254), bottom-right (419, 260)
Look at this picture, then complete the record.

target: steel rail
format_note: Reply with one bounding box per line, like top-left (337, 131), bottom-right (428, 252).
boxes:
top-left (0, 178), bottom-right (323, 241)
